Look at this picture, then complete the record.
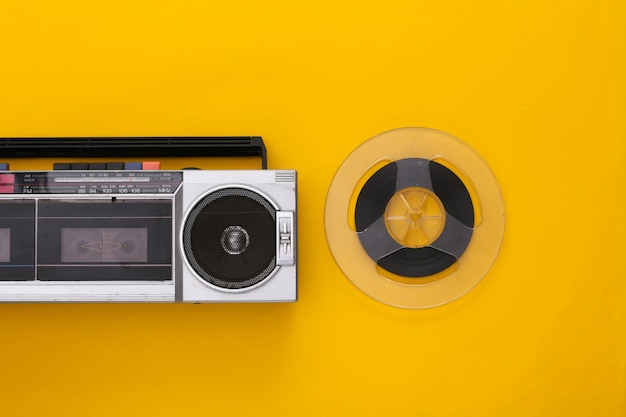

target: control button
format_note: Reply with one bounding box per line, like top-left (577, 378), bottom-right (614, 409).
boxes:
top-left (107, 162), bottom-right (125, 170)
top-left (70, 163), bottom-right (89, 170)
top-left (88, 163), bottom-right (107, 170)
top-left (142, 161), bottom-right (160, 170)
top-left (53, 163), bottom-right (70, 170)
top-left (0, 163), bottom-right (9, 171)
top-left (124, 162), bottom-right (142, 170)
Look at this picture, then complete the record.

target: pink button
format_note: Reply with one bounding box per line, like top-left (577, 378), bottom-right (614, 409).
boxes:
top-left (0, 174), bottom-right (15, 184)
top-left (142, 161), bottom-right (161, 170)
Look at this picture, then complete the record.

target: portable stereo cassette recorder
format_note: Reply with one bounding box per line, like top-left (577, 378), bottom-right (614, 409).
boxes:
top-left (0, 137), bottom-right (297, 302)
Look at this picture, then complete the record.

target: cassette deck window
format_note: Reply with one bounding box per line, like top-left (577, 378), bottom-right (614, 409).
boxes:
top-left (0, 200), bottom-right (36, 281)
top-left (37, 199), bottom-right (172, 281)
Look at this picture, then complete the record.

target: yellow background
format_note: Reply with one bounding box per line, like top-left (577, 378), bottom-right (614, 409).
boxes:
top-left (1, 1), bottom-right (625, 416)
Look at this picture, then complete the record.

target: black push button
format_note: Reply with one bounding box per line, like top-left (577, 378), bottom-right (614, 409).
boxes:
top-left (106, 162), bottom-right (125, 170)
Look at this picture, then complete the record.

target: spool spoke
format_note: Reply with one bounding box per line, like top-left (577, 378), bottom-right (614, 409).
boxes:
top-left (395, 158), bottom-right (433, 191)
top-left (430, 213), bottom-right (473, 259)
top-left (358, 216), bottom-right (404, 260)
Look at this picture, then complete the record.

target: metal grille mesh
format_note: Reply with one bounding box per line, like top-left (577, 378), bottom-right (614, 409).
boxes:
top-left (183, 188), bottom-right (277, 290)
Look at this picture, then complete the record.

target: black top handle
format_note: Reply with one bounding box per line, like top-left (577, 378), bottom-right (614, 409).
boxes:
top-left (0, 136), bottom-right (268, 169)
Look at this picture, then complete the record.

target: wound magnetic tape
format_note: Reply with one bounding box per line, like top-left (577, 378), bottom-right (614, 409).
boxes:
top-left (324, 127), bottom-right (505, 309)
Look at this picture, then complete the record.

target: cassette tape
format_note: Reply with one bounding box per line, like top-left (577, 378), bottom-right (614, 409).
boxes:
top-left (0, 137), bottom-right (297, 302)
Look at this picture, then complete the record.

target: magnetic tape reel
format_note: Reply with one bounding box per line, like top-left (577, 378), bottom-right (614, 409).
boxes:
top-left (325, 128), bottom-right (505, 309)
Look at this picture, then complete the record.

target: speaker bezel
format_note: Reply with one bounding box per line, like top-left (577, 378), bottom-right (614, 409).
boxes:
top-left (180, 184), bottom-right (282, 294)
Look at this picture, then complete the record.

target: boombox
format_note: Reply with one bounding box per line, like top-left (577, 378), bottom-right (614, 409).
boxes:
top-left (0, 137), bottom-right (297, 302)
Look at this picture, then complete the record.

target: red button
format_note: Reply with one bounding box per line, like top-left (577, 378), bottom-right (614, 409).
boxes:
top-left (0, 185), bottom-right (14, 193)
top-left (142, 161), bottom-right (161, 170)
top-left (0, 174), bottom-right (15, 184)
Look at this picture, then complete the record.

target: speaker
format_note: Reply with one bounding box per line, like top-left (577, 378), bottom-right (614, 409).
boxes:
top-left (179, 170), bottom-right (297, 302)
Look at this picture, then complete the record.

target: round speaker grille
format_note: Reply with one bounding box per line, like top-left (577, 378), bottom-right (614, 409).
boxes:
top-left (183, 188), bottom-right (277, 290)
